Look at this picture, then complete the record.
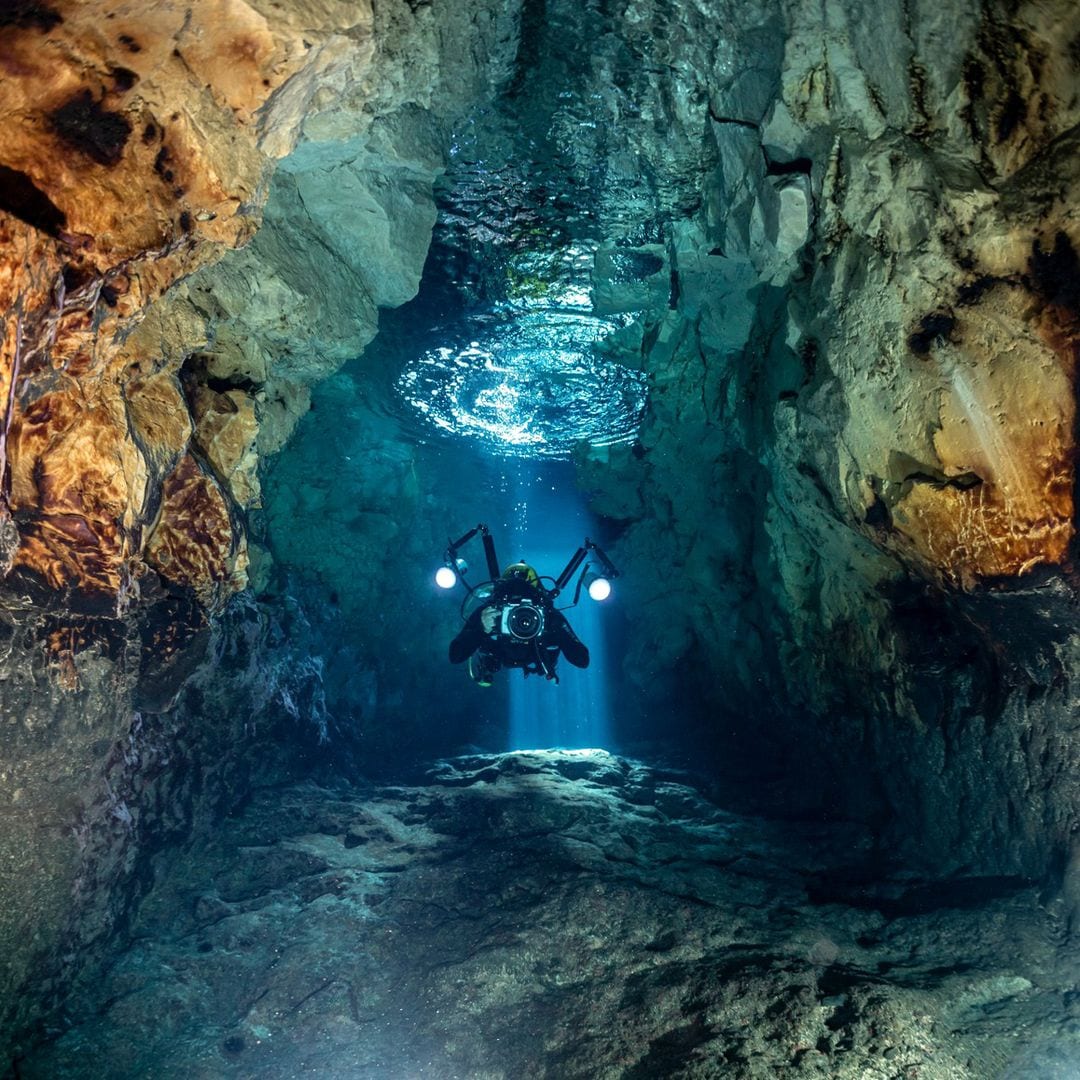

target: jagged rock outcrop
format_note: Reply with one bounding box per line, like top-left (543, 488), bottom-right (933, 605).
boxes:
top-left (0, 593), bottom-right (336, 1059)
top-left (0, 0), bottom-right (518, 609)
top-left (1, 0), bottom-right (312, 606)
top-left (573, 0), bottom-right (1080, 874)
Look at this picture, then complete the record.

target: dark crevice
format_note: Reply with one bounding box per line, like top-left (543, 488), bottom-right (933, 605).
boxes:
top-left (47, 91), bottom-right (132, 167)
top-left (956, 273), bottom-right (1011, 306)
top-left (179, 354), bottom-right (262, 399)
top-left (996, 87), bottom-right (1027, 143)
top-left (864, 492), bottom-right (892, 530)
top-left (153, 146), bottom-right (173, 182)
top-left (764, 155), bottom-right (812, 177)
top-left (203, 374), bottom-right (261, 396)
top-left (708, 108), bottom-right (759, 131)
top-left (505, 0), bottom-right (546, 99)
top-left (0, 0), bottom-right (61, 30)
top-left (61, 264), bottom-right (94, 292)
top-left (0, 165), bottom-right (66, 237)
top-left (904, 470), bottom-right (983, 491)
top-left (110, 66), bottom-right (138, 92)
top-left (907, 310), bottom-right (957, 355)
top-left (1027, 231), bottom-right (1080, 315)
top-left (806, 873), bottom-right (1032, 917)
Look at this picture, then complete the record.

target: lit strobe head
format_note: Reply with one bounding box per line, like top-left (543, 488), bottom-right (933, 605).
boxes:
top-left (435, 557), bottom-right (468, 589)
top-left (585, 571), bottom-right (612, 601)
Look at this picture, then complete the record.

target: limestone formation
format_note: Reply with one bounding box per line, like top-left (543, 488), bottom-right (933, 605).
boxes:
top-left (0, 0), bottom-right (328, 603)
top-left (4, 0), bottom-right (1080, 1073)
top-left (0, 0), bottom-right (518, 609)
top-left (575, 0), bottom-right (1080, 873)
top-left (0, 0), bottom-right (518, 1053)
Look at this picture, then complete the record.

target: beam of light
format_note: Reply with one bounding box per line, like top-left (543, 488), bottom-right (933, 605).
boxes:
top-left (506, 459), bottom-right (612, 751)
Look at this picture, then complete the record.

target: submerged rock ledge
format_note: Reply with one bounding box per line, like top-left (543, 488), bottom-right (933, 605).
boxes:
top-left (20, 751), bottom-right (1080, 1079)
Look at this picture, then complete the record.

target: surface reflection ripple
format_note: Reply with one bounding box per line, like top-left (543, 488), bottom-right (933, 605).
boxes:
top-left (395, 305), bottom-right (648, 459)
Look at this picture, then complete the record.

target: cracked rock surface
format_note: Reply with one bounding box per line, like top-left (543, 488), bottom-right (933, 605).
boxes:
top-left (20, 751), bottom-right (1080, 1079)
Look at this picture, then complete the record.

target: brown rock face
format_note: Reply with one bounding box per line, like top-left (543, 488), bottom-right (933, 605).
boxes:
top-left (10, 385), bottom-right (143, 598)
top-left (758, 0), bottom-right (1080, 592)
top-left (190, 385), bottom-right (261, 509)
top-left (0, 0), bottom-right (368, 608)
top-left (870, 234), bottom-right (1079, 588)
top-left (145, 453), bottom-right (247, 603)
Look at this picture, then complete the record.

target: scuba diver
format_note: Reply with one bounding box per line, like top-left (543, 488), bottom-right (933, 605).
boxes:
top-left (436, 525), bottom-right (619, 687)
top-left (450, 562), bottom-right (589, 686)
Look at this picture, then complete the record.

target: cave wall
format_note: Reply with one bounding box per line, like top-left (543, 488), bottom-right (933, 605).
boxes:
top-left (0, 0), bottom-right (520, 608)
top-left (0, 0), bottom-right (519, 1055)
top-left (0, 596), bottom-right (334, 1056)
top-left (578, 0), bottom-right (1080, 875)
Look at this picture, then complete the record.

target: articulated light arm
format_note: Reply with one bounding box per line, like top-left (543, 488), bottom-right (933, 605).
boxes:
top-left (438, 528), bottom-right (618, 602)
top-left (438, 524), bottom-right (502, 591)
top-left (585, 539), bottom-right (619, 580)
top-left (555, 538), bottom-right (620, 601)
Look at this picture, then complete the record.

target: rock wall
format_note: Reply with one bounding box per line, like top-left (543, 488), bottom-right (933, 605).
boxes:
top-left (2, 0), bottom-right (320, 607)
top-left (0, 0), bottom-right (519, 1055)
top-left (0, 595), bottom-right (335, 1057)
top-left (579, 0), bottom-right (1080, 875)
top-left (0, 0), bottom-right (518, 610)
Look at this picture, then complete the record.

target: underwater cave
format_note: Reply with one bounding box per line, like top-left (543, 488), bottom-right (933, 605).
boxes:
top-left (2, 0), bottom-right (1080, 1076)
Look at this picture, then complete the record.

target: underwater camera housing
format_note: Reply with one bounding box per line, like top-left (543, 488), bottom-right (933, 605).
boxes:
top-left (499, 600), bottom-right (544, 641)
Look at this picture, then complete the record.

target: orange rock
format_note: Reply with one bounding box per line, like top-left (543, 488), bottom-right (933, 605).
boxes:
top-left (877, 243), bottom-right (1078, 587)
top-left (145, 454), bottom-right (247, 604)
top-left (0, 0), bottom-right (335, 608)
top-left (123, 371), bottom-right (193, 483)
top-left (10, 385), bottom-right (144, 596)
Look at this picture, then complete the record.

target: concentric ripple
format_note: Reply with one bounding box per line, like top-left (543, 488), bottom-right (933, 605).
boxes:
top-left (395, 307), bottom-right (648, 459)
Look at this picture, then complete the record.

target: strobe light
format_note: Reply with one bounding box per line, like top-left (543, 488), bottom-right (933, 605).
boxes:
top-left (585, 571), bottom-right (612, 601)
top-left (435, 558), bottom-right (468, 589)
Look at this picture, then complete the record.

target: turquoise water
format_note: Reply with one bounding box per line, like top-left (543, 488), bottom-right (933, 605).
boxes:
top-left (378, 234), bottom-right (640, 751)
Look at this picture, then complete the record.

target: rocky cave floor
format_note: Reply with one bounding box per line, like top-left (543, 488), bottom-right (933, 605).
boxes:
top-left (17, 751), bottom-right (1080, 1079)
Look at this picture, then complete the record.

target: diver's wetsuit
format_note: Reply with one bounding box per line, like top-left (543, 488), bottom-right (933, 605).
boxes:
top-left (449, 584), bottom-right (589, 672)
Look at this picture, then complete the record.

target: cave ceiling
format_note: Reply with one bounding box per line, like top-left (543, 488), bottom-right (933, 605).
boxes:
top-left (2, 0), bottom-right (1076, 616)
